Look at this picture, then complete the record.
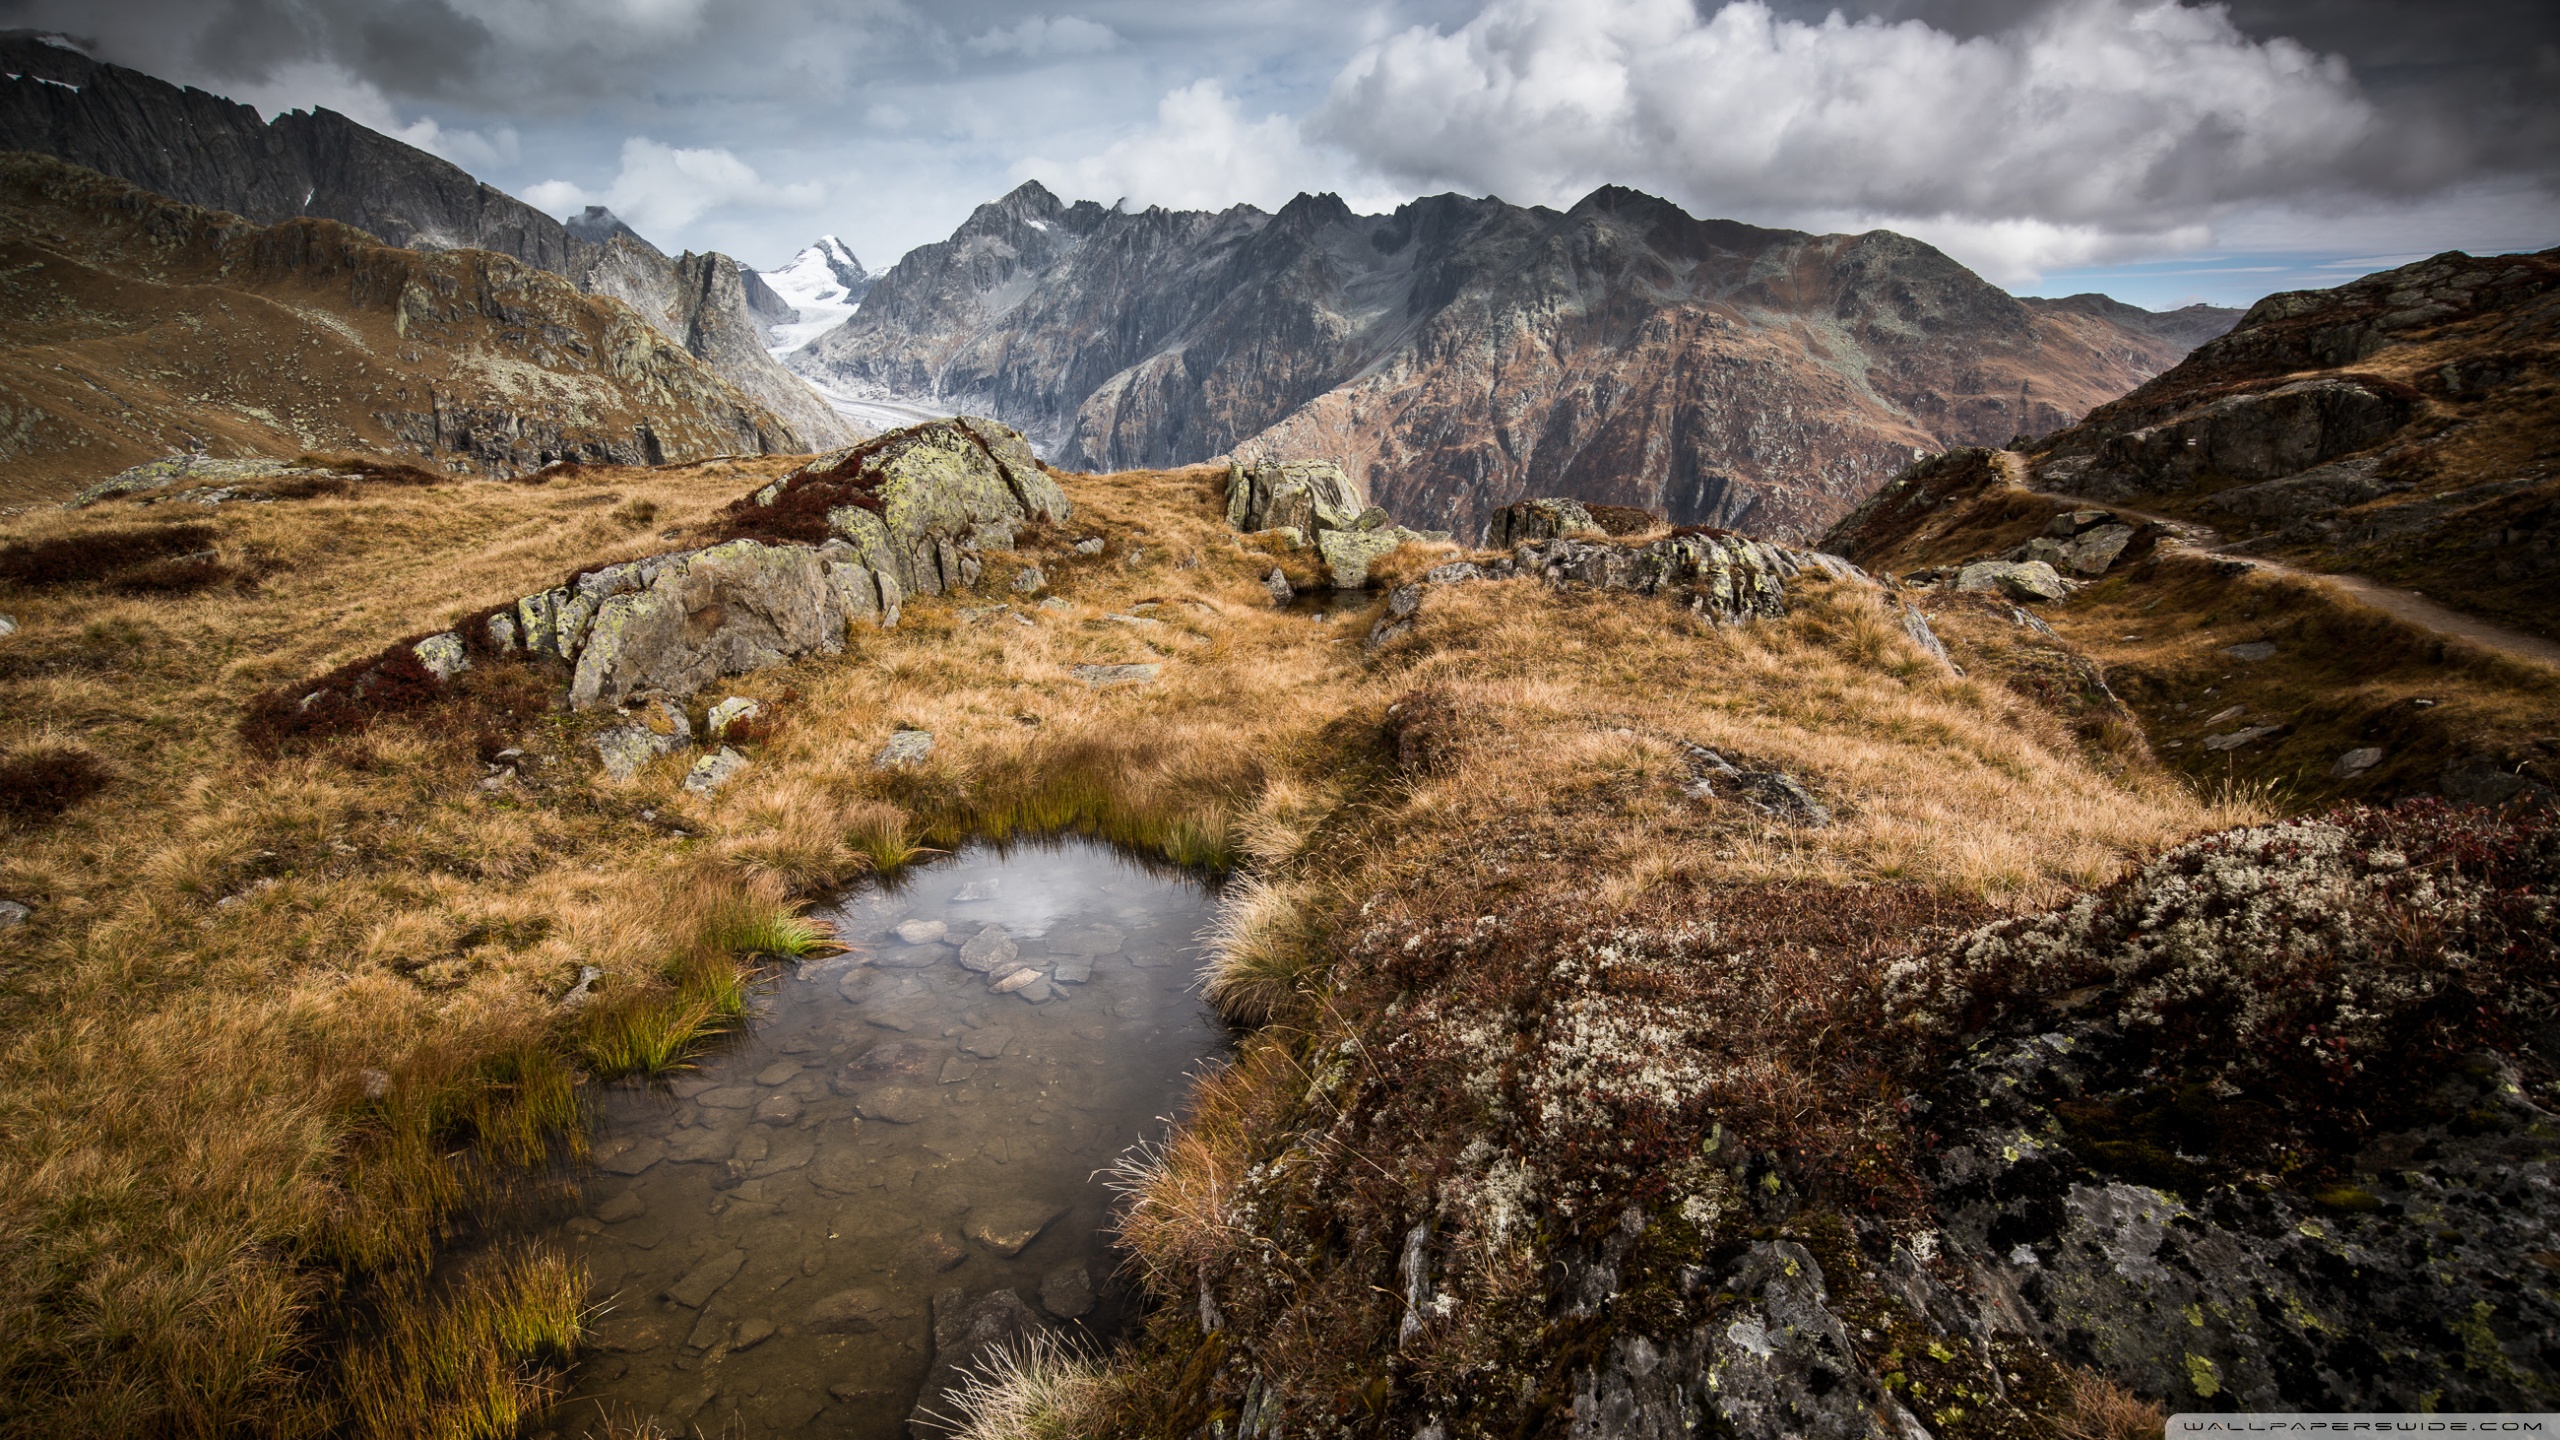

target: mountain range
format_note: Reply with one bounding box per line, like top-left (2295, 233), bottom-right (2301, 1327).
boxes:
top-left (1, 29), bottom-right (2241, 542)
top-left (0, 31), bottom-right (850, 449)
top-left (793, 182), bottom-right (2240, 542)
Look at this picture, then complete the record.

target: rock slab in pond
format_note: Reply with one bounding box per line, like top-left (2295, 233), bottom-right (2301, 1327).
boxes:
top-left (805, 1287), bottom-right (890, 1334)
top-left (1040, 1263), bottom-right (1095, 1319)
top-left (852, 1087), bottom-right (933, 1123)
top-left (967, 1201), bottom-right (1068, 1257)
top-left (956, 925), bottom-right (1018, 973)
top-left (664, 1248), bottom-right (747, 1308)
top-left (893, 918), bottom-right (948, 944)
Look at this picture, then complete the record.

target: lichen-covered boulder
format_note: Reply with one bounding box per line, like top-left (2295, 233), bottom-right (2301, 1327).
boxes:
top-left (1954, 559), bottom-right (2070, 602)
top-left (739, 417), bottom-right (1068, 600)
top-left (568, 540), bottom-right (857, 710)
top-left (1489, 497), bottom-right (1598, 547)
top-left (1226, 460), bottom-right (1366, 536)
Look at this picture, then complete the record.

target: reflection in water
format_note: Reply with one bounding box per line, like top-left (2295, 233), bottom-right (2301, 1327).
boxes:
top-left (544, 841), bottom-right (1227, 1438)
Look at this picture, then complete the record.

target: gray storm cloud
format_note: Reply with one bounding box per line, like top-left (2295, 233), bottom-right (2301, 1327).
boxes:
top-left (1312, 0), bottom-right (2455, 236)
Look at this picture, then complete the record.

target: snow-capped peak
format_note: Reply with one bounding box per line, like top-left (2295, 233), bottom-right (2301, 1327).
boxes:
top-left (755, 236), bottom-right (874, 354)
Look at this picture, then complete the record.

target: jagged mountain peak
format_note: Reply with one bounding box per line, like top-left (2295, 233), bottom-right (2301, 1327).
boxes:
top-left (563, 204), bottom-right (657, 253)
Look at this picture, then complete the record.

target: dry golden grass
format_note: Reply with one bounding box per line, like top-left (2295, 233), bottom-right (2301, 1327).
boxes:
top-left (0, 453), bottom-right (2245, 1435)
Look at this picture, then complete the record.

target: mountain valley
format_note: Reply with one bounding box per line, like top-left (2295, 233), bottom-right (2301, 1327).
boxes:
top-left (0, 27), bottom-right (2553, 1440)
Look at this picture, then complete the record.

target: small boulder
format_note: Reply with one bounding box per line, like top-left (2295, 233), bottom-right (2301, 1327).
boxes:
top-left (894, 919), bottom-right (949, 944)
top-left (1071, 662), bottom-right (1159, 687)
top-left (1073, 537), bottom-right (1105, 555)
top-left (1954, 560), bottom-right (2070, 603)
top-left (682, 746), bottom-right (748, 793)
top-left (0, 900), bottom-right (28, 928)
top-left (2334, 747), bottom-right (2385, 777)
top-left (1318, 527), bottom-right (1405, 589)
top-left (1264, 567), bottom-right (1295, 607)
top-left (2223, 641), bottom-right (2279, 662)
top-left (2204, 724), bottom-right (2285, 751)
top-left (706, 696), bottom-right (764, 742)
top-left (2062, 523), bottom-right (2137, 575)
top-left (1490, 497), bottom-right (1598, 547)
top-left (0, 615), bottom-right (18, 638)
top-left (412, 632), bottom-right (470, 682)
top-left (1012, 565), bottom-right (1046, 594)
top-left (875, 729), bottom-right (935, 768)
top-left (595, 698), bottom-right (695, 780)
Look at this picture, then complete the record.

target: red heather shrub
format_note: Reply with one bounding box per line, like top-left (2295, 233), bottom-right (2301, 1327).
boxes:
top-left (0, 745), bottom-right (112, 823)
top-left (0, 524), bottom-right (218, 588)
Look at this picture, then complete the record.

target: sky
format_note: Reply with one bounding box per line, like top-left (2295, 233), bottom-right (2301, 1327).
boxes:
top-left (3, 0), bottom-right (2554, 310)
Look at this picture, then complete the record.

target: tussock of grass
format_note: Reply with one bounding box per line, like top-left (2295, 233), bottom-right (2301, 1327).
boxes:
top-left (927, 1333), bottom-right (1111, 1440)
top-left (338, 1244), bottom-right (585, 1440)
top-left (1198, 874), bottom-right (1321, 1025)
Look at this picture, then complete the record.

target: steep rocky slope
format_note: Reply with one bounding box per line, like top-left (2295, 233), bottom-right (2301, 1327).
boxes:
top-left (1815, 254), bottom-right (2560, 816)
top-left (2015, 246), bottom-right (2560, 639)
top-left (0, 32), bottom-right (849, 448)
top-left (797, 181), bottom-right (2233, 543)
top-left (0, 153), bottom-right (809, 502)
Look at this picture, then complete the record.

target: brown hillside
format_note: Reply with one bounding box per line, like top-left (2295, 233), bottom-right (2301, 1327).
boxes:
top-left (0, 151), bottom-right (815, 506)
top-left (2026, 247), bottom-right (2560, 639)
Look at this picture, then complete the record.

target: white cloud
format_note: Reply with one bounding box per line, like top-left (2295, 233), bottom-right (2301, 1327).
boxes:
top-left (527, 137), bottom-right (826, 240)
top-left (966, 15), bottom-right (1121, 59)
top-left (1307, 0), bottom-right (2400, 281)
top-left (1018, 79), bottom-right (1393, 214)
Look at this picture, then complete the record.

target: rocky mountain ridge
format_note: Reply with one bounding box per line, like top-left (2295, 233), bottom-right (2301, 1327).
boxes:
top-left (0, 152), bottom-right (810, 501)
top-left (2020, 245), bottom-right (2560, 638)
top-left (795, 180), bottom-right (2237, 543)
top-left (0, 31), bottom-right (849, 448)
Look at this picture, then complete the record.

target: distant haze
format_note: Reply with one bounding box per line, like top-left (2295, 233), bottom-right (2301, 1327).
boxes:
top-left (2, 0), bottom-right (2551, 307)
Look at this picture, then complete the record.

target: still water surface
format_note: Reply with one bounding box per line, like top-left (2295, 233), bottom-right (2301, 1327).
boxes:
top-left (541, 841), bottom-right (1227, 1439)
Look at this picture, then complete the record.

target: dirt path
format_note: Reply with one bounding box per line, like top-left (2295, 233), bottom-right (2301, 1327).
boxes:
top-left (2003, 453), bottom-right (2560, 671)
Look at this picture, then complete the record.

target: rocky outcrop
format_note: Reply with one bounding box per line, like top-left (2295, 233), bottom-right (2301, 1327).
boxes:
top-left (1222, 459), bottom-right (1452, 587)
top-left (1426, 530), bottom-right (1860, 625)
top-left (0, 153), bottom-right (807, 500)
top-left (556, 540), bottom-right (889, 710)
top-left (1225, 460), bottom-right (1366, 535)
top-left (0, 35), bottom-right (848, 448)
top-left (414, 534), bottom-right (900, 718)
top-left (1884, 805), bottom-right (2560, 1411)
top-left (733, 417), bottom-right (1069, 599)
top-left (240, 425), bottom-right (1085, 755)
top-left (795, 180), bottom-right (2233, 544)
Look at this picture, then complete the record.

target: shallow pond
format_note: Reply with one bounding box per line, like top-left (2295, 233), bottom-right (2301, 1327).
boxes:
top-left (541, 841), bottom-right (1226, 1439)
